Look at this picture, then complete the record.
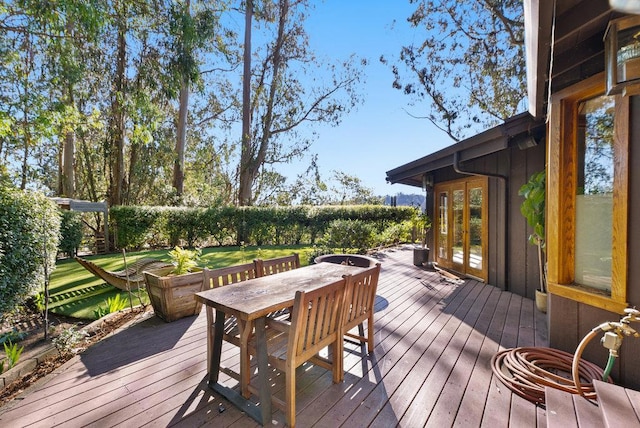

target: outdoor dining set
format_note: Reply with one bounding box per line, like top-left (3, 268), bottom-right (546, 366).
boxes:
top-left (195, 253), bottom-right (381, 428)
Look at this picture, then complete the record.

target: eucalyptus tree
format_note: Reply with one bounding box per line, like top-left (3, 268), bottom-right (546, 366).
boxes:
top-left (0, 0), bottom-right (108, 195)
top-left (237, 0), bottom-right (365, 206)
top-left (384, 0), bottom-right (526, 142)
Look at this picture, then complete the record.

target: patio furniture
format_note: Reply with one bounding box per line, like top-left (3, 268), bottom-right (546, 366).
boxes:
top-left (255, 253), bottom-right (300, 276)
top-left (314, 253), bottom-right (379, 267)
top-left (202, 263), bottom-right (259, 381)
top-left (75, 256), bottom-right (172, 291)
top-left (249, 278), bottom-right (346, 428)
top-left (341, 263), bottom-right (382, 369)
top-left (195, 262), bottom-right (365, 426)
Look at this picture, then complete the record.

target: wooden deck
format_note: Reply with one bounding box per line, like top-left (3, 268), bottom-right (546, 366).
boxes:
top-left (0, 246), bottom-right (549, 427)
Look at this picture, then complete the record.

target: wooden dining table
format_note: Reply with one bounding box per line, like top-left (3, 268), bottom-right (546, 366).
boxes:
top-left (195, 262), bottom-right (365, 425)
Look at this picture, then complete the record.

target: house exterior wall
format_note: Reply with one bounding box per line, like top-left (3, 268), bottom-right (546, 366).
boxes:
top-left (428, 142), bottom-right (545, 297)
top-left (548, 94), bottom-right (640, 390)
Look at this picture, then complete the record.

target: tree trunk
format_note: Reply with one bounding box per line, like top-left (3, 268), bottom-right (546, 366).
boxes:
top-left (172, 0), bottom-right (191, 199)
top-left (238, 0), bottom-right (253, 207)
top-left (173, 80), bottom-right (189, 198)
top-left (62, 130), bottom-right (75, 197)
top-left (108, 12), bottom-right (127, 207)
top-left (238, 0), bottom-right (289, 207)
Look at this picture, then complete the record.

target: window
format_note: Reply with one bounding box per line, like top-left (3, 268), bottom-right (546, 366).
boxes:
top-left (547, 74), bottom-right (629, 313)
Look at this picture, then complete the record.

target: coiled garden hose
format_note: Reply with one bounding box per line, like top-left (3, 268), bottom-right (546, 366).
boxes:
top-left (491, 346), bottom-right (608, 405)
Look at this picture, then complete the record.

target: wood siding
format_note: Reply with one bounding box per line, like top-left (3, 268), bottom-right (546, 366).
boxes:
top-left (430, 142), bottom-right (545, 298)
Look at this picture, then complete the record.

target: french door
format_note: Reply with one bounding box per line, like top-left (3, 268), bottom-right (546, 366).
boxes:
top-left (435, 177), bottom-right (488, 281)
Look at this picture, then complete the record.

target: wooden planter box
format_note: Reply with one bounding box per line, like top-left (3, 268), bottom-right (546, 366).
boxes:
top-left (143, 267), bottom-right (204, 322)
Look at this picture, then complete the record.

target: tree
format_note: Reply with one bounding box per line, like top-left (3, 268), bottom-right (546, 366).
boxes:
top-left (330, 171), bottom-right (382, 205)
top-left (237, 0), bottom-right (365, 206)
top-left (384, 0), bottom-right (526, 141)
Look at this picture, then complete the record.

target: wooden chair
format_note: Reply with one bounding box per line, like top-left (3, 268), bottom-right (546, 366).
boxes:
top-left (248, 278), bottom-right (346, 428)
top-left (202, 263), bottom-right (259, 382)
top-left (340, 263), bottom-right (382, 376)
top-left (255, 253), bottom-right (300, 276)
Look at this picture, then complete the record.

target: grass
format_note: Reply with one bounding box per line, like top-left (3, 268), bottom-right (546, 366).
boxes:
top-left (49, 245), bottom-right (316, 320)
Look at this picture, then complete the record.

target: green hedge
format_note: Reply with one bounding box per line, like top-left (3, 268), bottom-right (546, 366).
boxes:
top-left (111, 205), bottom-right (415, 250)
top-left (59, 210), bottom-right (83, 257)
top-left (0, 186), bottom-right (60, 317)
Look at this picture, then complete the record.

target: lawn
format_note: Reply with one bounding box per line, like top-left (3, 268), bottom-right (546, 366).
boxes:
top-left (49, 245), bottom-right (316, 320)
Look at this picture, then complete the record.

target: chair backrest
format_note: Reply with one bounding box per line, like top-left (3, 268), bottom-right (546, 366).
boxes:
top-left (342, 263), bottom-right (382, 331)
top-left (203, 262), bottom-right (259, 289)
top-left (288, 278), bottom-right (346, 363)
top-left (255, 253), bottom-right (300, 277)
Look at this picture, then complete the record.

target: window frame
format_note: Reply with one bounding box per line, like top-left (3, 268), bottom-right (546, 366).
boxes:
top-left (547, 73), bottom-right (629, 313)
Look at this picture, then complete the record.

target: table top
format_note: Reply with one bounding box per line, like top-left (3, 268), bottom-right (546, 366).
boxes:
top-left (195, 263), bottom-right (364, 321)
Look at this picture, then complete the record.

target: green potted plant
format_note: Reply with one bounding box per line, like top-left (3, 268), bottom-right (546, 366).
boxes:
top-left (412, 210), bottom-right (432, 267)
top-left (519, 170), bottom-right (547, 312)
top-left (143, 246), bottom-right (204, 322)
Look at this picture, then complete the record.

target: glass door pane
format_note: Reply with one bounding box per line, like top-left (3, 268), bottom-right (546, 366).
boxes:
top-left (452, 187), bottom-right (465, 270)
top-left (467, 185), bottom-right (484, 275)
top-left (437, 191), bottom-right (449, 261)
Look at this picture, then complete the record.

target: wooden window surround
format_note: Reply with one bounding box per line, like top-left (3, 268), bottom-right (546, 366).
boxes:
top-left (547, 73), bottom-right (629, 313)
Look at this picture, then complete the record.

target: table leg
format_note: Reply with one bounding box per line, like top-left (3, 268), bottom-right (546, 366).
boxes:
top-left (208, 307), bottom-right (225, 385)
top-left (254, 317), bottom-right (272, 425)
top-left (238, 319), bottom-right (253, 398)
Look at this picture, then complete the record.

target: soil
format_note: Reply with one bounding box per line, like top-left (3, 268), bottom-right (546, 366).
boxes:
top-left (0, 302), bottom-right (153, 407)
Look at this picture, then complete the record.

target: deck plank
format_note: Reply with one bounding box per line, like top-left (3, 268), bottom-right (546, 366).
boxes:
top-left (0, 246), bottom-right (549, 428)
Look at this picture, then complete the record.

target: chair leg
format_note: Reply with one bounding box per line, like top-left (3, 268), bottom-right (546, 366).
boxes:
top-left (332, 341), bottom-right (343, 383)
top-left (367, 314), bottom-right (375, 354)
top-left (285, 364), bottom-right (296, 428)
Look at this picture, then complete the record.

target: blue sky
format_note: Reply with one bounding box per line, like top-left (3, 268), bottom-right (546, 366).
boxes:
top-left (280, 0), bottom-right (455, 197)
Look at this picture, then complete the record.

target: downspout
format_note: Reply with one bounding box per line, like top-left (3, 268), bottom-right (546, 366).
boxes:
top-left (453, 151), bottom-right (509, 290)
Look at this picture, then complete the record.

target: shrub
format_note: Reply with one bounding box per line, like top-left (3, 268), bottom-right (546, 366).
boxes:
top-left (168, 246), bottom-right (200, 274)
top-left (377, 220), bottom-right (413, 247)
top-left (3, 340), bottom-right (24, 369)
top-left (321, 219), bottom-right (376, 254)
top-left (0, 185), bottom-right (60, 318)
top-left (94, 294), bottom-right (128, 319)
top-left (59, 210), bottom-right (83, 257)
top-left (52, 326), bottom-right (89, 356)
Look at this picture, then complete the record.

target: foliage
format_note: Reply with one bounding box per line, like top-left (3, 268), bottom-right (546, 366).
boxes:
top-left (411, 210), bottom-right (432, 247)
top-left (238, 0), bottom-right (366, 206)
top-left (34, 291), bottom-right (46, 313)
top-left (0, 1), bottom-right (371, 210)
top-left (306, 245), bottom-right (334, 265)
top-left (519, 171), bottom-right (545, 247)
top-left (384, 0), bottom-right (526, 141)
top-left (112, 204), bottom-right (415, 248)
top-left (321, 219), bottom-right (376, 254)
top-left (168, 246), bottom-right (200, 275)
top-left (0, 328), bottom-right (28, 345)
top-left (52, 326), bottom-right (90, 357)
top-left (378, 220), bottom-right (413, 247)
top-left (93, 294), bottom-right (128, 319)
top-left (0, 186), bottom-right (60, 317)
top-left (59, 210), bottom-right (84, 257)
top-left (519, 170), bottom-right (546, 292)
top-left (3, 340), bottom-right (24, 369)
top-left (110, 206), bottom-right (164, 249)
